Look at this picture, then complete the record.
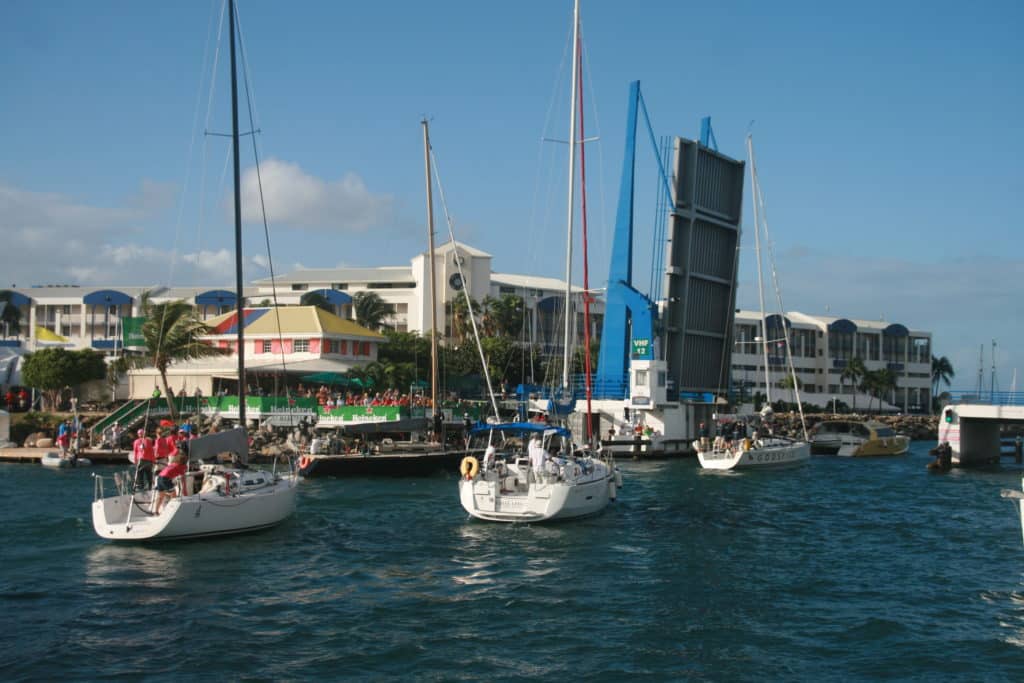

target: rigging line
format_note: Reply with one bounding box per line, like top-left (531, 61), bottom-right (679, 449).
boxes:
top-left (579, 29), bottom-right (609, 281)
top-left (428, 145), bottom-right (500, 422)
top-left (527, 7), bottom-right (573, 274)
top-left (752, 149), bottom-right (807, 440)
top-left (236, 0), bottom-right (292, 416)
top-left (194, 0), bottom-right (228, 279)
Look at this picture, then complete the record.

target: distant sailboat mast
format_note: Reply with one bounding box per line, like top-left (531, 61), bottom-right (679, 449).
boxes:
top-left (560, 0), bottom-right (581, 393)
top-left (575, 13), bottom-right (594, 444)
top-left (747, 135), bottom-right (772, 406)
top-left (229, 0), bottom-right (246, 429)
top-left (422, 119), bottom-right (439, 422)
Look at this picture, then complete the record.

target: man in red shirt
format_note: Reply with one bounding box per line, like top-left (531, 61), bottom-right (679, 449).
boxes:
top-left (154, 428), bottom-right (178, 467)
top-left (132, 429), bottom-right (156, 490)
top-left (4, 390), bottom-right (13, 411)
top-left (17, 388), bottom-right (28, 411)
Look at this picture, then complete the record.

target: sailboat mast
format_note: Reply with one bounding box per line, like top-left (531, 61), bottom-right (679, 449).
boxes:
top-left (422, 119), bottom-right (439, 419)
top-left (560, 0), bottom-right (580, 392)
top-left (575, 25), bottom-right (593, 443)
top-left (229, 0), bottom-right (246, 427)
top-left (747, 135), bottom-right (771, 405)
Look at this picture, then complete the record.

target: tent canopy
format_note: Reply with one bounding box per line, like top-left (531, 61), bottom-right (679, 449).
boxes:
top-left (301, 372), bottom-right (350, 386)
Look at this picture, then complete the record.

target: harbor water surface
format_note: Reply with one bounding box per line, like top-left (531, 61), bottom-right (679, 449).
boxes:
top-left (2, 442), bottom-right (1023, 681)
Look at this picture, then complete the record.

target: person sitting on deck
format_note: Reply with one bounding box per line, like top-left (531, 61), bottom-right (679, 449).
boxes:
top-left (153, 454), bottom-right (188, 514)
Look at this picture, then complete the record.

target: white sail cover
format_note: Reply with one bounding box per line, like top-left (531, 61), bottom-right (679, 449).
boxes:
top-left (188, 427), bottom-right (249, 464)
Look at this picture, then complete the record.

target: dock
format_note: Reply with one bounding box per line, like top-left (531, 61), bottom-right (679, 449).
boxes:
top-left (0, 447), bottom-right (130, 465)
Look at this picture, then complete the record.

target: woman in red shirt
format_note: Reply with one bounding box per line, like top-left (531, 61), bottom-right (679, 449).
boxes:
top-left (153, 454), bottom-right (188, 514)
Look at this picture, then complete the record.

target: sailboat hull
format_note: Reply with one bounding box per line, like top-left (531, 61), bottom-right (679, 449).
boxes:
top-left (459, 471), bottom-right (613, 522)
top-left (92, 475), bottom-right (298, 541)
top-left (698, 440), bottom-right (810, 471)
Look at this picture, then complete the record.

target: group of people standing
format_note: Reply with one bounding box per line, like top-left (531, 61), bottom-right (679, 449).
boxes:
top-left (130, 426), bottom-right (197, 512)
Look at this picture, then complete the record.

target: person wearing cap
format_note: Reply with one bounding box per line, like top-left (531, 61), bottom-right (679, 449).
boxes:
top-left (132, 429), bottom-right (156, 490)
top-left (154, 427), bottom-right (178, 468)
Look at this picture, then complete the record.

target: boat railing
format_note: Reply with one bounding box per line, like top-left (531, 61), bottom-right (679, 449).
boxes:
top-left (92, 469), bottom-right (136, 501)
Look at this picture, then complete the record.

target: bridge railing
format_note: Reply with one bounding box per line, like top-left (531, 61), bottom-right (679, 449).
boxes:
top-left (946, 390), bottom-right (1024, 406)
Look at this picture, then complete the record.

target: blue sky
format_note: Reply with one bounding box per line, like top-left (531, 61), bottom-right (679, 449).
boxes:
top-left (1, 0), bottom-right (1021, 392)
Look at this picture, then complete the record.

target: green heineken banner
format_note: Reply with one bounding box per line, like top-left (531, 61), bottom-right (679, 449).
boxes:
top-left (122, 316), bottom-right (146, 347)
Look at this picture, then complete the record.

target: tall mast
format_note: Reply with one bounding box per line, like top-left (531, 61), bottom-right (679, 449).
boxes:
top-left (747, 135), bottom-right (771, 405)
top-left (560, 0), bottom-right (580, 392)
top-left (422, 119), bottom-right (439, 420)
top-left (229, 0), bottom-right (246, 428)
top-left (575, 24), bottom-right (593, 443)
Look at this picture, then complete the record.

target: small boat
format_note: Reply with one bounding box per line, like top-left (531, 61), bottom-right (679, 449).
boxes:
top-left (1000, 479), bottom-right (1024, 545)
top-left (91, 0), bottom-right (298, 542)
top-left (41, 452), bottom-right (92, 468)
top-left (697, 434), bottom-right (810, 470)
top-left (458, 422), bottom-right (619, 523)
top-left (809, 420), bottom-right (910, 456)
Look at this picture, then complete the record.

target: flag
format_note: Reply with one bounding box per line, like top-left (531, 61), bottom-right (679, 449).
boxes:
top-left (122, 317), bottom-right (146, 347)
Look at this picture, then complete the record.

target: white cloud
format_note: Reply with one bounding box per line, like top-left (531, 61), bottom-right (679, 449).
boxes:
top-left (239, 158), bottom-right (394, 232)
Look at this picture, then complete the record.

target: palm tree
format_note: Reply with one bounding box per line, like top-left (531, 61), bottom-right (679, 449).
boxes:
top-left (353, 291), bottom-right (391, 331)
top-left (137, 292), bottom-right (227, 421)
top-left (841, 357), bottom-right (867, 413)
top-left (448, 295), bottom-right (479, 345)
top-left (875, 368), bottom-right (898, 412)
top-left (491, 293), bottom-right (525, 338)
top-left (931, 355), bottom-right (955, 399)
top-left (0, 290), bottom-right (23, 338)
top-left (300, 290), bottom-right (334, 314)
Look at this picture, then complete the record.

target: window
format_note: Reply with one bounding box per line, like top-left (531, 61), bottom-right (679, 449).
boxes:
top-left (294, 339), bottom-right (309, 353)
top-left (635, 369), bottom-right (648, 387)
top-left (291, 284), bottom-right (308, 291)
top-left (333, 283), bottom-right (348, 290)
top-left (340, 340), bottom-right (348, 354)
top-left (262, 340), bottom-right (272, 353)
top-left (499, 286), bottom-right (516, 295)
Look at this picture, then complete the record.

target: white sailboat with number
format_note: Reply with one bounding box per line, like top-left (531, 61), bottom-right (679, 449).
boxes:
top-left (92, 0), bottom-right (298, 540)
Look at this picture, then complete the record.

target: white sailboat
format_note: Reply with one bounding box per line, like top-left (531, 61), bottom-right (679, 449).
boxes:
top-left (92, 0), bottom-right (298, 541)
top-left (457, 0), bottom-right (619, 521)
top-left (697, 135), bottom-right (810, 471)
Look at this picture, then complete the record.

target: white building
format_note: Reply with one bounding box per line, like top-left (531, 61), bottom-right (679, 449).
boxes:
top-left (732, 310), bottom-right (932, 413)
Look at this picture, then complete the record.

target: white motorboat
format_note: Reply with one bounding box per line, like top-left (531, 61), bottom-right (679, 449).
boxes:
top-left (91, 0), bottom-right (298, 541)
top-left (93, 429), bottom-right (297, 541)
top-left (41, 451), bottom-right (92, 468)
top-left (809, 419), bottom-right (910, 457)
top-left (458, 422), bottom-right (619, 522)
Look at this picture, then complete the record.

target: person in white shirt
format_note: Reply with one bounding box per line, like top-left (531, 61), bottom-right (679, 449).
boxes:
top-left (482, 444), bottom-right (497, 471)
top-left (528, 435), bottom-right (546, 472)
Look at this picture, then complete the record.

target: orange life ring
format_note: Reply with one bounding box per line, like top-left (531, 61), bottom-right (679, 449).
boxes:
top-left (460, 456), bottom-right (479, 480)
top-left (299, 455), bottom-right (311, 469)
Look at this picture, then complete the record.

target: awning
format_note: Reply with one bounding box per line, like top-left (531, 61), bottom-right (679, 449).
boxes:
top-left (35, 326), bottom-right (71, 343)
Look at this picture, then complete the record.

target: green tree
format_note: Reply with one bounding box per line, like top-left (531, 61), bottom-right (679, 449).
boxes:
top-left (931, 355), bottom-right (955, 399)
top-left (300, 290), bottom-right (334, 313)
top-left (353, 291), bottom-right (391, 331)
top-left (0, 290), bottom-right (23, 338)
top-left (490, 293), bottom-right (525, 338)
top-left (841, 357), bottom-right (867, 412)
top-left (137, 292), bottom-right (227, 421)
top-left (447, 295), bottom-right (479, 345)
top-left (21, 348), bottom-right (107, 411)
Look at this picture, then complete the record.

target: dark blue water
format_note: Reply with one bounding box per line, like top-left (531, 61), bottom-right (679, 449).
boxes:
top-left (2, 443), bottom-right (1023, 681)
